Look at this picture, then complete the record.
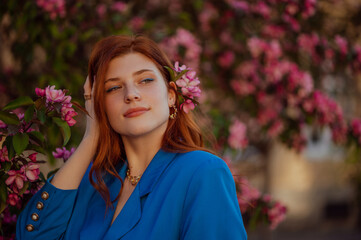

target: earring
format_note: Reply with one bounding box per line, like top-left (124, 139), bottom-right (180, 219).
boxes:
top-left (169, 105), bottom-right (177, 119)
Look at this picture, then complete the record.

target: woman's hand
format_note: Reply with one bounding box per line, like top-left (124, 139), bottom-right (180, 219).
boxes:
top-left (83, 75), bottom-right (99, 141)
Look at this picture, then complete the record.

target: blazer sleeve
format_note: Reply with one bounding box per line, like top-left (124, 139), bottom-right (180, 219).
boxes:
top-left (180, 159), bottom-right (247, 240)
top-left (16, 176), bottom-right (78, 240)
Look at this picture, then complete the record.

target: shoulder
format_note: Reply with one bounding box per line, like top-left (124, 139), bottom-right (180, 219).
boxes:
top-left (171, 150), bottom-right (231, 180)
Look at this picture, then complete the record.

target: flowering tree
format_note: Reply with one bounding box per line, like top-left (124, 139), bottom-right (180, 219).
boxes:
top-left (0, 86), bottom-right (79, 238)
top-left (1, 0), bottom-right (361, 238)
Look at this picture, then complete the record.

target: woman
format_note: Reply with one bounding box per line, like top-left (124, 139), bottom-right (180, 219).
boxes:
top-left (16, 35), bottom-right (247, 239)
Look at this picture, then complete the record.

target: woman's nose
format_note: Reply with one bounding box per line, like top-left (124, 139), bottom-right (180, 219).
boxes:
top-left (124, 85), bottom-right (141, 103)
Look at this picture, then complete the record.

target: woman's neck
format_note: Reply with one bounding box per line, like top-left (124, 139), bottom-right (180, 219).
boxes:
top-left (121, 123), bottom-right (167, 176)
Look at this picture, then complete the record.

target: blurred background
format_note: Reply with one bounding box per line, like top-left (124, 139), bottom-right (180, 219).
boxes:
top-left (1, 0), bottom-right (361, 239)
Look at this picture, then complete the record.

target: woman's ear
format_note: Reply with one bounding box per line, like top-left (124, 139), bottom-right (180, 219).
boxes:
top-left (168, 82), bottom-right (177, 106)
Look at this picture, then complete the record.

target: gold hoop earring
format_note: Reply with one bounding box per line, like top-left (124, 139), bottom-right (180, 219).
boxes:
top-left (169, 105), bottom-right (177, 119)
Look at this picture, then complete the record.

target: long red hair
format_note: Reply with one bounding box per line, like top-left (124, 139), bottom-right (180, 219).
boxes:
top-left (87, 35), bottom-right (209, 209)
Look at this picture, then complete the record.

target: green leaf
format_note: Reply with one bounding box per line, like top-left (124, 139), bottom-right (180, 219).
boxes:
top-left (3, 96), bottom-right (34, 110)
top-left (52, 117), bottom-right (71, 146)
top-left (29, 131), bottom-right (45, 144)
top-left (18, 181), bottom-right (29, 196)
top-left (0, 180), bottom-right (7, 203)
top-left (0, 201), bottom-right (6, 214)
top-left (28, 144), bottom-right (47, 155)
top-left (47, 168), bottom-right (60, 179)
top-left (164, 66), bottom-right (175, 82)
top-left (37, 109), bottom-right (46, 124)
top-left (3, 136), bottom-right (15, 160)
top-left (12, 133), bottom-right (29, 155)
top-left (39, 172), bottom-right (46, 182)
top-left (24, 105), bottom-right (35, 123)
top-left (0, 111), bottom-right (20, 125)
top-left (2, 162), bottom-right (11, 172)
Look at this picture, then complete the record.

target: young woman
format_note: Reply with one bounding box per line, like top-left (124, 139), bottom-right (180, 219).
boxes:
top-left (16, 35), bottom-right (247, 239)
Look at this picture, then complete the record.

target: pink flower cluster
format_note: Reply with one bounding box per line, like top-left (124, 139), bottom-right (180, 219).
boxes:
top-left (173, 62), bottom-right (201, 113)
top-left (36, 86), bottom-right (78, 126)
top-left (233, 174), bottom-right (287, 229)
top-left (160, 28), bottom-right (202, 70)
top-left (267, 201), bottom-right (287, 229)
top-left (227, 0), bottom-right (316, 30)
top-left (36, 0), bottom-right (66, 20)
top-left (52, 147), bottom-right (76, 162)
top-left (231, 37), bottom-right (319, 150)
top-left (303, 91), bottom-right (347, 144)
top-left (350, 119), bottom-right (361, 145)
top-left (297, 32), bottom-right (361, 73)
top-left (228, 119), bottom-right (248, 149)
top-left (5, 162), bottom-right (40, 199)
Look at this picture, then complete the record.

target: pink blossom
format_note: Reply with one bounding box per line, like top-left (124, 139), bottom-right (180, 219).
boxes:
top-left (285, 3), bottom-right (299, 15)
top-left (302, 0), bottom-right (317, 18)
top-left (96, 4), bottom-right (107, 18)
top-left (176, 71), bottom-right (201, 98)
top-left (262, 25), bottom-right (286, 38)
top-left (247, 37), bottom-right (267, 58)
top-left (218, 51), bottom-right (235, 68)
top-left (5, 170), bottom-right (25, 190)
top-left (228, 119), bottom-right (248, 149)
top-left (28, 152), bottom-right (37, 162)
top-left (231, 80), bottom-right (256, 96)
top-left (7, 193), bottom-right (20, 207)
top-left (35, 87), bottom-right (46, 97)
top-left (351, 119), bottom-right (361, 144)
top-left (283, 14), bottom-right (300, 32)
top-left (0, 146), bottom-right (9, 162)
top-left (257, 108), bottom-right (278, 126)
top-left (268, 202), bottom-right (287, 229)
top-left (21, 163), bottom-right (40, 182)
top-left (2, 208), bottom-right (17, 224)
top-left (129, 17), bottom-right (144, 31)
top-left (335, 35), bottom-right (348, 56)
top-left (61, 104), bottom-right (78, 126)
top-left (45, 85), bottom-right (66, 103)
top-left (52, 147), bottom-right (76, 161)
top-left (111, 1), bottom-right (127, 13)
top-left (237, 177), bottom-right (260, 212)
top-left (267, 120), bottom-right (284, 138)
top-left (174, 61), bottom-right (188, 72)
top-left (180, 99), bottom-right (195, 113)
top-left (298, 33), bottom-right (320, 56)
top-left (36, 0), bottom-right (66, 19)
top-left (199, 3), bottom-right (218, 33)
top-left (227, 0), bottom-right (249, 12)
top-left (252, 1), bottom-right (271, 19)
top-left (0, 119), bottom-right (6, 128)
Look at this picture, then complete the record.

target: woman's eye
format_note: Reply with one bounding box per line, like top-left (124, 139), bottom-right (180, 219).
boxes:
top-left (140, 78), bottom-right (154, 84)
top-left (106, 86), bottom-right (121, 93)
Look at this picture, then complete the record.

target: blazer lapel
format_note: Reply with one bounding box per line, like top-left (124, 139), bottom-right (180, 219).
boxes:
top-left (103, 149), bottom-right (178, 239)
top-left (103, 186), bottom-right (141, 240)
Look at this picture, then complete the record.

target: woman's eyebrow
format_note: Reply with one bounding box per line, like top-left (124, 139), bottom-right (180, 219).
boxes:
top-left (105, 69), bottom-right (155, 83)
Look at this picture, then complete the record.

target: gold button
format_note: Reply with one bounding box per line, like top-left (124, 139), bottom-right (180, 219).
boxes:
top-left (36, 201), bottom-right (44, 210)
top-left (31, 213), bottom-right (39, 221)
top-left (41, 191), bottom-right (49, 200)
top-left (26, 224), bottom-right (34, 232)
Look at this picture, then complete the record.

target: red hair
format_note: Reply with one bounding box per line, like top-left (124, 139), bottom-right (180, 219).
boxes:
top-left (87, 35), bottom-right (209, 209)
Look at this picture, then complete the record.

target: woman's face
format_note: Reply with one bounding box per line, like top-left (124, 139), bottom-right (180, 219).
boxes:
top-left (103, 52), bottom-right (175, 138)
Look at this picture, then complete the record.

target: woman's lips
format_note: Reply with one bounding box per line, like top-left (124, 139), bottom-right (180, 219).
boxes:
top-left (124, 107), bottom-right (149, 118)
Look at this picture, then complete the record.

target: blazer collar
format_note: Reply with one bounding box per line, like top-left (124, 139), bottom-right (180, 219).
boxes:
top-left (137, 148), bottom-right (178, 197)
top-left (103, 148), bottom-right (178, 240)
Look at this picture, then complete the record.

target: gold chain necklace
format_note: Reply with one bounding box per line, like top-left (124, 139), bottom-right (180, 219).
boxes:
top-left (126, 169), bottom-right (142, 185)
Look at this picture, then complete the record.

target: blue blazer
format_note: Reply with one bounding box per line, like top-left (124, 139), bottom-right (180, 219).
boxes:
top-left (16, 150), bottom-right (247, 239)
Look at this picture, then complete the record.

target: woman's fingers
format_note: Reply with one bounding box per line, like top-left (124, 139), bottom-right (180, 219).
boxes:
top-left (83, 75), bottom-right (91, 94)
